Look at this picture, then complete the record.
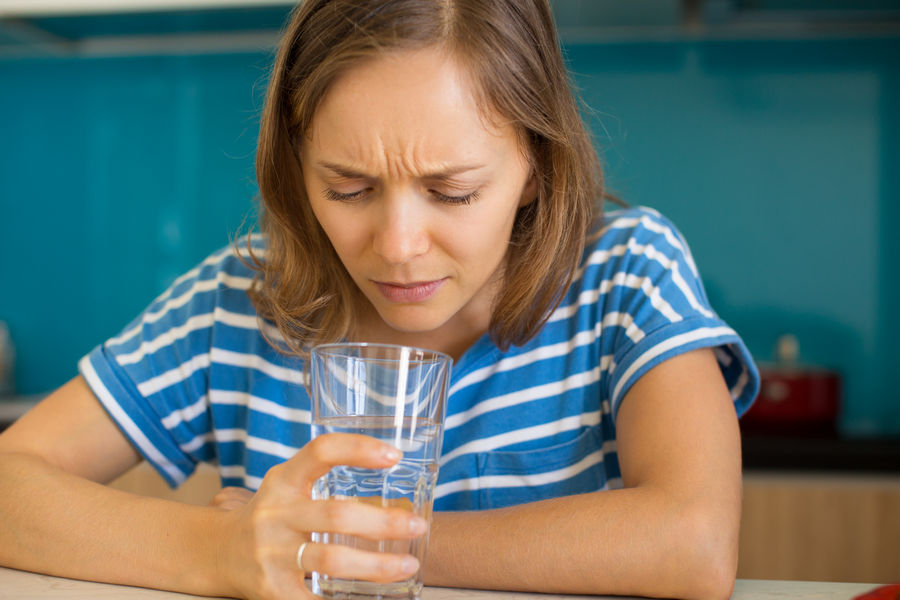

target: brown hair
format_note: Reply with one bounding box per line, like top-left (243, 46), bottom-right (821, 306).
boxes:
top-left (245, 0), bottom-right (606, 355)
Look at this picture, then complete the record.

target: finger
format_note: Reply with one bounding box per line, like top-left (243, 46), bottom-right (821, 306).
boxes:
top-left (302, 498), bottom-right (427, 541)
top-left (250, 545), bottom-right (319, 600)
top-left (298, 541), bottom-right (420, 583)
top-left (286, 434), bottom-right (401, 489)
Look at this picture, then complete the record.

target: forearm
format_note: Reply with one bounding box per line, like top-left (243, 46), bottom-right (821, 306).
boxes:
top-left (424, 486), bottom-right (739, 600)
top-left (0, 452), bottom-right (229, 597)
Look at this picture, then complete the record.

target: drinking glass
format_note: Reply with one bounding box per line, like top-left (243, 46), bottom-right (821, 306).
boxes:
top-left (309, 343), bottom-right (452, 600)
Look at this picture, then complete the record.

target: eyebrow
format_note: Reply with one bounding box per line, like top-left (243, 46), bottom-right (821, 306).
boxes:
top-left (316, 161), bottom-right (485, 180)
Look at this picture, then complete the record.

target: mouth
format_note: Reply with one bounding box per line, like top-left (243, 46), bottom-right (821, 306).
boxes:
top-left (372, 278), bottom-right (447, 303)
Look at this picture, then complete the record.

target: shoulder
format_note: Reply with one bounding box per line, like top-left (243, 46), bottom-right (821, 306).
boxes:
top-left (108, 234), bottom-right (270, 346)
top-left (197, 233), bottom-right (267, 281)
top-left (145, 234), bottom-right (266, 308)
top-left (579, 205), bottom-right (700, 282)
top-left (560, 204), bottom-right (715, 334)
top-left (586, 206), bottom-right (690, 254)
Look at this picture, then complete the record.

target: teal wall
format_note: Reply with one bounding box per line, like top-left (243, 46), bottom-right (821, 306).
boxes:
top-left (566, 38), bottom-right (900, 436)
top-left (0, 53), bottom-right (266, 395)
top-left (1, 36), bottom-right (898, 436)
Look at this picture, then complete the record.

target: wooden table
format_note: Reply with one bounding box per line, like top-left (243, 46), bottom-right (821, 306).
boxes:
top-left (0, 566), bottom-right (882, 600)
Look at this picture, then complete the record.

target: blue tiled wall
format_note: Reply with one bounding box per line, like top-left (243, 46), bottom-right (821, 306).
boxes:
top-left (1, 36), bottom-right (898, 435)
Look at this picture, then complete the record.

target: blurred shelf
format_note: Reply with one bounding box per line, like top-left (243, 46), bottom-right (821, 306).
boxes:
top-left (2, 0), bottom-right (899, 58)
top-left (742, 432), bottom-right (900, 474)
top-left (0, 2), bottom-right (292, 57)
top-left (0, 395), bottom-right (41, 430)
top-left (0, 0), bottom-right (293, 16)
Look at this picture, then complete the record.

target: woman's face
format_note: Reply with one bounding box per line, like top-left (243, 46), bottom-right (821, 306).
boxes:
top-left (301, 46), bottom-right (535, 345)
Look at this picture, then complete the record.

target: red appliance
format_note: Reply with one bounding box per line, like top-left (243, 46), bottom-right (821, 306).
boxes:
top-left (741, 334), bottom-right (841, 436)
top-left (853, 584), bottom-right (900, 600)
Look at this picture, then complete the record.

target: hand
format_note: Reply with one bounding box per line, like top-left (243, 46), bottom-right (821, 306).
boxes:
top-left (215, 433), bottom-right (427, 600)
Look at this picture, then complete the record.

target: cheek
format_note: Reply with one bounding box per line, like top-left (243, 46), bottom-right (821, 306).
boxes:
top-left (441, 204), bottom-right (518, 267)
top-left (309, 203), bottom-right (363, 260)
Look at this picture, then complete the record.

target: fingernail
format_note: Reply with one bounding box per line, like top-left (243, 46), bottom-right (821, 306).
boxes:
top-left (400, 556), bottom-right (419, 575)
top-left (383, 446), bottom-right (402, 461)
top-left (409, 516), bottom-right (427, 535)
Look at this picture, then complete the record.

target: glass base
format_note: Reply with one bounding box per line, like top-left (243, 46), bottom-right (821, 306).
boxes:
top-left (312, 574), bottom-right (423, 600)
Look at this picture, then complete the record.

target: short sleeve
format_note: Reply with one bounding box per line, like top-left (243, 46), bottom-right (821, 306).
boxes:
top-left (78, 239), bottom-right (262, 487)
top-left (591, 207), bottom-right (759, 421)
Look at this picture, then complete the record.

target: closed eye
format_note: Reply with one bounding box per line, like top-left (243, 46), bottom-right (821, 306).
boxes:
top-left (433, 190), bottom-right (480, 205)
top-left (323, 187), bottom-right (479, 205)
top-left (323, 188), bottom-right (367, 202)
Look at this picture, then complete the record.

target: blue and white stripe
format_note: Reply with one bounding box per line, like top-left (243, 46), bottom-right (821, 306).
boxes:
top-left (79, 206), bottom-right (758, 511)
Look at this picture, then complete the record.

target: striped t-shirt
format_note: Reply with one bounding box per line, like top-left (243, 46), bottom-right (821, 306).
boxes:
top-left (79, 206), bottom-right (758, 511)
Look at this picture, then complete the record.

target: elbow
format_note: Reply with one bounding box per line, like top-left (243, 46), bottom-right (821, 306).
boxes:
top-left (687, 559), bottom-right (737, 600)
top-left (672, 506), bottom-right (740, 600)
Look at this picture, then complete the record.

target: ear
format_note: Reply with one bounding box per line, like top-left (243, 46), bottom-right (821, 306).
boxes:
top-left (518, 171), bottom-right (538, 208)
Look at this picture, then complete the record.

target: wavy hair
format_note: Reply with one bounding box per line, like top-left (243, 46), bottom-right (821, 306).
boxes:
top-left (244, 0), bottom-right (607, 355)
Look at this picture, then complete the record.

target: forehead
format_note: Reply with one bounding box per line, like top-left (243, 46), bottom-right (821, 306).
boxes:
top-left (304, 46), bottom-right (519, 167)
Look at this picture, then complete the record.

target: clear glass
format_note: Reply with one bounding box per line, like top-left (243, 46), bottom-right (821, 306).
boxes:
top-left (309, 343), bottom-right (452, 600)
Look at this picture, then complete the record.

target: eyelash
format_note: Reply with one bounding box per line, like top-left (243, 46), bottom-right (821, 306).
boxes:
top-left (434, 190), bottom-right (480, 205)
top-left (323, 188), bottom-right (480, 205)
top-left (323, 189), bottom-right (366, 202)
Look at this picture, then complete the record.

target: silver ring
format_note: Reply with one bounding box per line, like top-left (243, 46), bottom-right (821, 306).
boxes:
top-left (296, 541), bottom-right (310, 571)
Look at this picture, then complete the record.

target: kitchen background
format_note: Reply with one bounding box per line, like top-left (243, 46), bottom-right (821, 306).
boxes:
top-left (1, 0), bottom-right (899, 584)
top-left (3, 0), bottom-right (900, 437)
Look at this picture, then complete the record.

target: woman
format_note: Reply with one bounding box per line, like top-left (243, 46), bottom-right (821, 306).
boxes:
top-left (0, 1), bottom-right (758, 599)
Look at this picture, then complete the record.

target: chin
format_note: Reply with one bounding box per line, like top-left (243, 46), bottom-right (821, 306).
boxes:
top-left (376, 307), bottom-right (452, 337)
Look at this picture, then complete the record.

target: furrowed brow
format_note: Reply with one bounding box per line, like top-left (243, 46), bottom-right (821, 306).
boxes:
top-left (317, 161), bottom-right (373, 179)
top-left (422, 166), bottom-right (486, 180)
top-left (317, 161), bottom-right (485, 180)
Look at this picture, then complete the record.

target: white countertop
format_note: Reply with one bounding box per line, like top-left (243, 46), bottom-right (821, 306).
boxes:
top-left (0, 566), bottom-right (881, 600)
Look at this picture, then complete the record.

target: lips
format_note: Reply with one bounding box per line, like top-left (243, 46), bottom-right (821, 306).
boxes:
top-left (373, 278), bottom-right (447, 303)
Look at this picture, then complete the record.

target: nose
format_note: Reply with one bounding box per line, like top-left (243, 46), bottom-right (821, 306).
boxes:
top-left (371, 192), bottom-right (430, 266)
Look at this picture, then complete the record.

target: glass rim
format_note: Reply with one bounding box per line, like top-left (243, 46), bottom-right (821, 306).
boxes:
top-left (310, 342), bottom-right (453, 365)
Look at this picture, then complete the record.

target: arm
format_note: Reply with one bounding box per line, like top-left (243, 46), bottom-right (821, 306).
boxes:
top-left (0, 376), bottom-right (214, 590)
top-left (0, 376), bottom-right (426, 599)
top-left (423, 347), bottom-right (742, 600)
